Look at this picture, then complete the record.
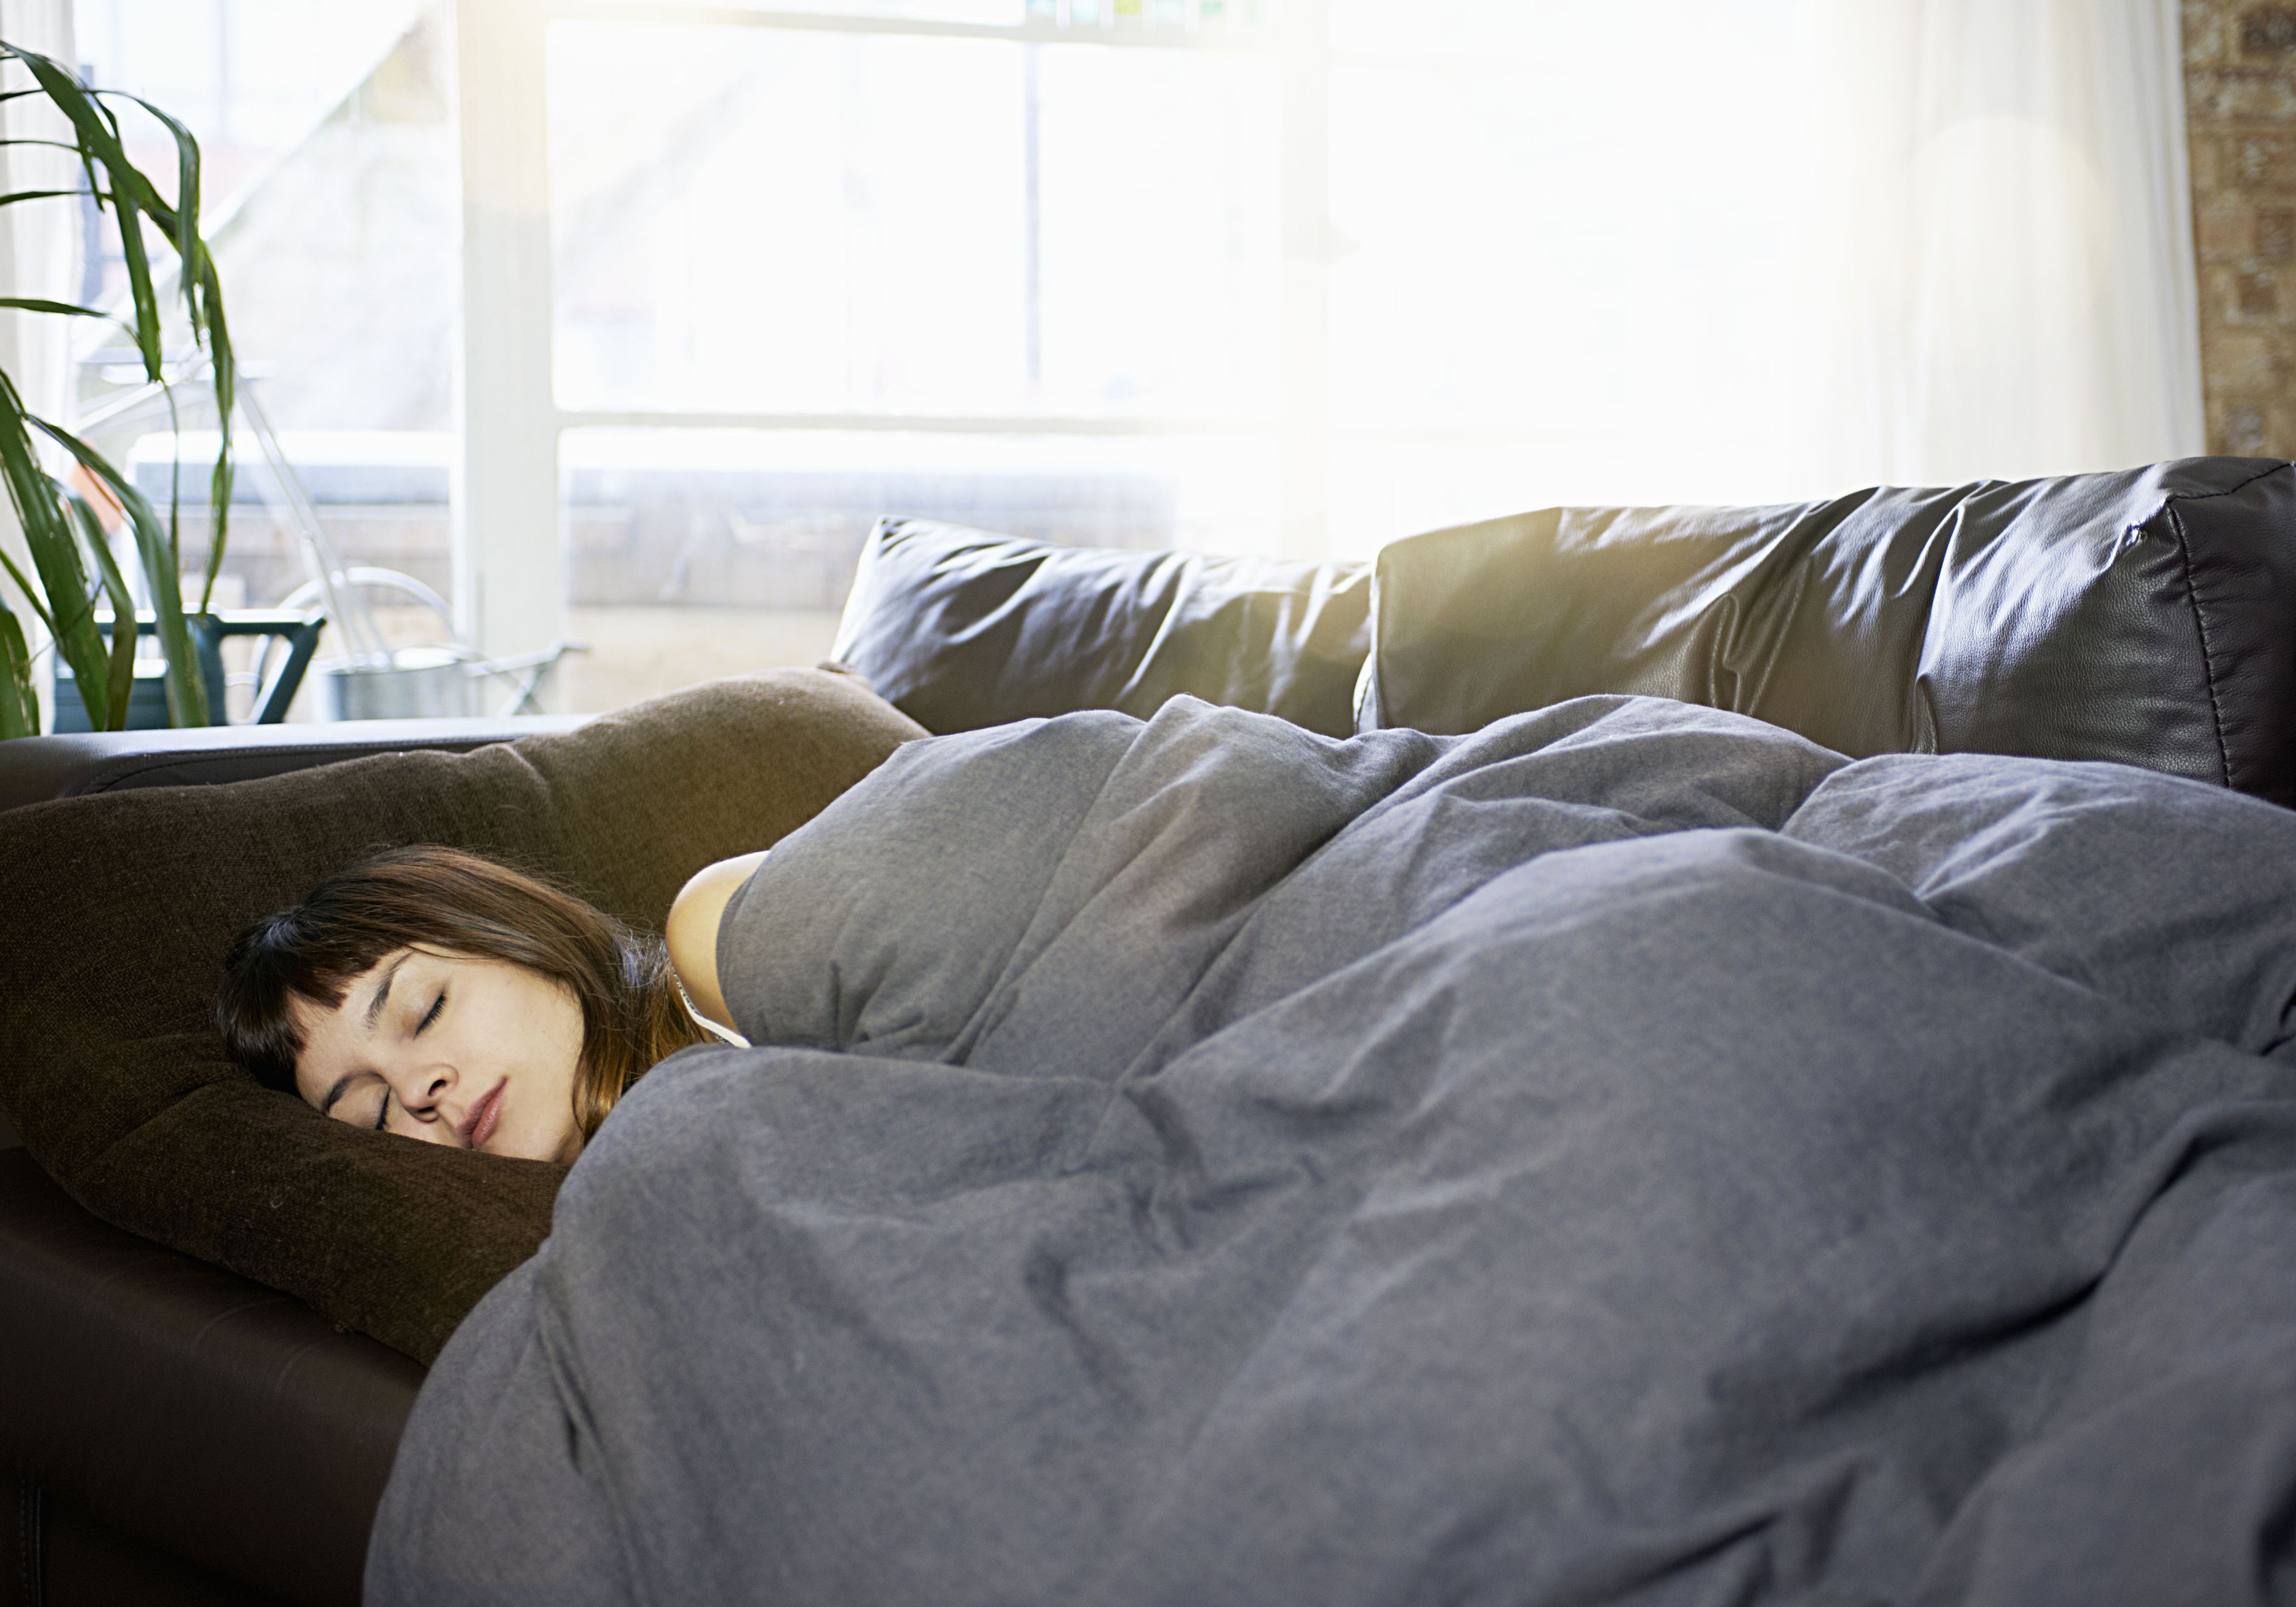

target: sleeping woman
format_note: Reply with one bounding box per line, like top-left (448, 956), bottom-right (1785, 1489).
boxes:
top-left (213, 843), bottom-right (762, 1164)
top-left (322, 696), bottom-right (2296, 1605)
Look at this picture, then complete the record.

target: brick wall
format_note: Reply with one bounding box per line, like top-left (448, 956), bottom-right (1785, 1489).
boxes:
top-left (2185, 1), bottom-right (2296, 454)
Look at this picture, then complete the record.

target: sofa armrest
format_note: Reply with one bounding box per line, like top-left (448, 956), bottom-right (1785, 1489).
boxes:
top-left (0, 716), bottom-right (589, 813)
top-left (0, 1149), bottom-right (423, 1606)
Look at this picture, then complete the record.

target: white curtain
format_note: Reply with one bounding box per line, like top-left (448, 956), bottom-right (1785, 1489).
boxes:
top-left (1321, 0), bottom-right (2204, 553)
top-left (1795, 0), bottom-right (2204, 489)
top-left (0, 0), bottom-right (79, 732)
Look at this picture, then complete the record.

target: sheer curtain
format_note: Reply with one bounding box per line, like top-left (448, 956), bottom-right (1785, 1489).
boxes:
top-left (0, 0), bottom-right (78, 732)
top-left (1322, 0), bottom-right (2203, 555)
top-left (1794, 0), bottom-right (2203, 489)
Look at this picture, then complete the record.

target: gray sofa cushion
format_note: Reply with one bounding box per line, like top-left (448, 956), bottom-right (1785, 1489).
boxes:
top-left (833, 517), bottom-right (1373, 737)
top-left (1359, 458), bottom-right (2296, 802)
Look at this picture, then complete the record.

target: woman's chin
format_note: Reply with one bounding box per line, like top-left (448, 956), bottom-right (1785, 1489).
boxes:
top-left (511, 1115), bottom-right (585, 1166)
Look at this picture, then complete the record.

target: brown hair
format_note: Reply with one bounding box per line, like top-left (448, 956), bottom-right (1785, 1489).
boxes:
top-left (215, 846), bottom-right (709, 1138)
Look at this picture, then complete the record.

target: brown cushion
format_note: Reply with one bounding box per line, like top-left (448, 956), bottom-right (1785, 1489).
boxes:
top-left (0, 668), bottom-right (926, 1363)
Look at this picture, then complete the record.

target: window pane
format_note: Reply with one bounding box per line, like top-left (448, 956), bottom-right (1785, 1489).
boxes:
top-left (1329, 1), bottom-right (1554, 59)
top-left (1325, 4), bottom-right (1809, 481)
top-left (547, 21), bottom-right (1279, 418)
top-left (75, 5), bottom-right (460, 718)
top-left (74, 2), bottom-right (457, 449)
top-left (1036, 44), bottom-right (1280, 416)
top-left (557, 425), bottom-right (1278, 710)
top-left (74, 0), bottom-right (436, 308)
top-left (624, 1), bottom-right (1273, 35)
top-left (123, 428), bottom-right (460, 721)
top-left (635, 0), bottom-right (1026, 22)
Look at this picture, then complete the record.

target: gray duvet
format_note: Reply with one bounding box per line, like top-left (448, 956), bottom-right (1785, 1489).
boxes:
top-left (370, 696), bottom-right (2296, 1605)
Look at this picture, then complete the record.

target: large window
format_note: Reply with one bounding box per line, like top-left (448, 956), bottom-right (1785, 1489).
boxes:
top-left (72, 1), bottom-right (456, 716)
top-left (74, 0), bottom-right (1822, 715)
top-left (463, 0), bottom-right (1823, 710)
top-left (547, 21), bottom-right (1280, 421)
top-left (1322, 2), bottom-right (1810, 537)
top-left (49, 1), bottom-right (2207, 723)
top-left (525, 2), bottom-right (1289, 709)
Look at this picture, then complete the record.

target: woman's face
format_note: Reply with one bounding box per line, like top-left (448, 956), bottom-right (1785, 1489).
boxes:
top-left (290, 947), bottom-right (586, 1163)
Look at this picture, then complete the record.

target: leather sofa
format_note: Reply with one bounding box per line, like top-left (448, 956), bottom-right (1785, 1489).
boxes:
top-left (1, 719), bottom-right (580, 1607)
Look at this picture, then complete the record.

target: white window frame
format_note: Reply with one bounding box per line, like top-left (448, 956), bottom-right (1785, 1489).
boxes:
top-left (451, 0), bottom-right (1330, 667)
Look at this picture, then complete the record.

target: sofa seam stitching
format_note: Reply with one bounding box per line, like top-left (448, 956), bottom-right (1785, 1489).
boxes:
top-left (2157, 459), bottom-right (2287, 506)
top-left (2161, 494), bottom-right (2234, 787)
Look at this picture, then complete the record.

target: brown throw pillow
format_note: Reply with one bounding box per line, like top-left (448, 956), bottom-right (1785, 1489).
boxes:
top-left (0, 668), bottom-right (926, 1363)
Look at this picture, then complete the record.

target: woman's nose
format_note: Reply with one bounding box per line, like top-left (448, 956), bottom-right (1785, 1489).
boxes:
top-left (392, 1062), bottom-right (457, 1118)
top-left (385, 1062), bottom-right (461, 1148)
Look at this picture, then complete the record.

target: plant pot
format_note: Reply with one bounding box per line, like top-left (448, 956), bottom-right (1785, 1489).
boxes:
top-left (49, 611), bottom-right (324, 733)
top-left (313, 648), bottom-right (481, 721)
top-left (50, 660), bottom-right (178, 732)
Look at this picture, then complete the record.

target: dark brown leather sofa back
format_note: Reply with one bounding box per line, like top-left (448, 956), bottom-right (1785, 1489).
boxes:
top-left (835, 465), bottom-right (2296, 807)
top-left (833, 517), bottom-right (1373, 738)
top-left (1359, 458), bottom-right (2296, 802)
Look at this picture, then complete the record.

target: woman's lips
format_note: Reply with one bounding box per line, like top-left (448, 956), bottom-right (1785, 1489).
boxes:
top-left (463, 1081), bottom-right (505, 1149)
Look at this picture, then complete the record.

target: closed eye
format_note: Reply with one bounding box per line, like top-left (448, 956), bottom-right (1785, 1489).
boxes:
top-left (373, 1089), bottom-right (390, 1132)
top-left (416, 991), bottom-right (445, 1035)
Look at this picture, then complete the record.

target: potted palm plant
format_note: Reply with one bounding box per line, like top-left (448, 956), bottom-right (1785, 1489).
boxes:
top-left (0, 41), bottom-right (235, 738)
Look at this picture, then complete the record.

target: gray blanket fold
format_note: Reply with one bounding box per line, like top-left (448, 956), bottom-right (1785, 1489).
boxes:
top-left (371, 696), bottom-right (2296, 1605)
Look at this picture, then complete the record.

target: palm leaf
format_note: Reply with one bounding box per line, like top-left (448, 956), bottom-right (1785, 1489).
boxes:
top-left (0, 546), bottom-right (58, 733)
top-left (0, 43), bottom-right (234, 730)
top-left (0, 295), bottom-right (111, 320)
top-left (0, 604), bottom-right (37, 739)
top-left (117, 91), bottom-right (201, 293)
top-left (63, 485), bottom-right (139, 730)
top-left (61, 62), bottom-right (233, 610)
top-left (0, 376), bottom-right (109, 726)
top-left (0, 544), bottom-right (54, 632)
top-left (191, 256), bottom-right (234, 604)
top-left (6, 48), bottom-right (152, 208)
top-left (160, 376), bottom-right (183, 578)
top-left (30, 415), bottom-right (209, 726)
top-left (3, 49), bottom-right (163, 378)
top-left (108, 181), bottom-right (162, 381)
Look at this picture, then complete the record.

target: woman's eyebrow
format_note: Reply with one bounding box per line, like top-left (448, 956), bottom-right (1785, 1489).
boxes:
top-left (363, 954), bottom-right (411, 1031)
top-left (318, 1069), bottom-right (369, 1117)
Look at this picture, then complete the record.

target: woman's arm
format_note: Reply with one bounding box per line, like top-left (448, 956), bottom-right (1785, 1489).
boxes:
top-left (666, 852), bottom-right (769, 1034)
